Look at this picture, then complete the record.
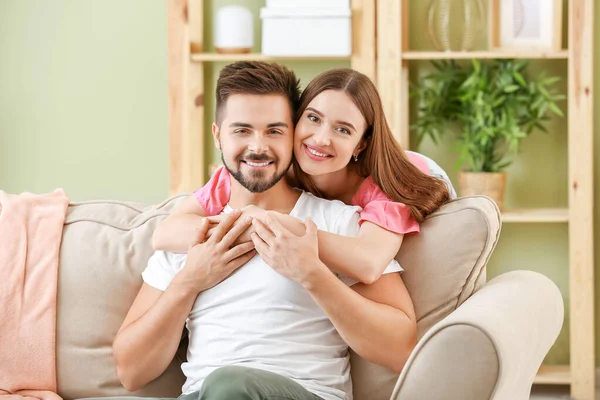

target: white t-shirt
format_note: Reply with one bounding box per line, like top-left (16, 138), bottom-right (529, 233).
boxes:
top-left (142, 191), bottom-right (403, 400)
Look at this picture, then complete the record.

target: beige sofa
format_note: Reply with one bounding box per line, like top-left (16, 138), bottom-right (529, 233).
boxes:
top-left (55, 195), bottom-right (563, 400)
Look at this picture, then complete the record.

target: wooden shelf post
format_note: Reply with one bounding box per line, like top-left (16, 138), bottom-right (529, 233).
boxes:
top-left (350, 0), bottom-right (376, 83)
top-left (168, 0), bottom-right (205, 195)
top-left (568, 0), bottom-right (595, 398)
top-left (376, 0), bottom-right (410, 148)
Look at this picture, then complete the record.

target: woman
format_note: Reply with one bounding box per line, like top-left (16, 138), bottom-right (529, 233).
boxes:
top-left (153, 68), bottom-right (450, 284)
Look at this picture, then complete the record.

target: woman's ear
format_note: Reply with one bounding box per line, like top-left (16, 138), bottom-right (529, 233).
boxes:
top-left (354, 139), bottom-right (368, 158)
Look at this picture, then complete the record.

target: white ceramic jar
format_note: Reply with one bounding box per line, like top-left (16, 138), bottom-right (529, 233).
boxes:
top-left (214, 5), bottom-right (254, 54)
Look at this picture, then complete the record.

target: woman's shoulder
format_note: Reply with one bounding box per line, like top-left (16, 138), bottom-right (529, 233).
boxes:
top-left (352, 178), bottom-right (420, 235)
top-left (352, 176), bottom-right (390, 207)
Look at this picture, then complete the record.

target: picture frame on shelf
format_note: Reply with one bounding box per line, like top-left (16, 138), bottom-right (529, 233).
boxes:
top-left (489, 0), bottom-right (563, 52)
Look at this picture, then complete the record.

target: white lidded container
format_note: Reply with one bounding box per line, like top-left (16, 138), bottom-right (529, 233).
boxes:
top-left (260, 6), bottom-right (352, 57)
top-left (266, 0), bottom-right (350, 8)
top-left (214, 5), bottom-right (254, 53)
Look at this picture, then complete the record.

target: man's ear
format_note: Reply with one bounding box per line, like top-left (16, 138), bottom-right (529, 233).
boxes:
top-left (212, 122), bottom-right (221, 150)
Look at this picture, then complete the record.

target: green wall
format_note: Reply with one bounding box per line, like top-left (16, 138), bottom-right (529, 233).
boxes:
top-left (0, 0), bottom-right (597, 365)
top-left (0, 1), bottom-right (169, 203)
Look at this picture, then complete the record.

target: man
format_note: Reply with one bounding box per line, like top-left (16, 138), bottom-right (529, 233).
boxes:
top-left (113, 62), bottom-right (416, 400)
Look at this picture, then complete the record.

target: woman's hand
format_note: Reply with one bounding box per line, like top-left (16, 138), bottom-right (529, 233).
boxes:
top-left (251, 213), bottom-right (325, 287)
top-left (205, 205), bottom-right (266, 244)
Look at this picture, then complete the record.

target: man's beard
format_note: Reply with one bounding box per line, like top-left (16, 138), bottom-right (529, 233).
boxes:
top-left (222, 152), bottom-right (291, 193)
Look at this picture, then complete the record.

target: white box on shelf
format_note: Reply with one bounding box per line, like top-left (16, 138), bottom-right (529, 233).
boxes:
top-left (260, 7), bottom-right (352, 57)
top-left (266, 0), bottom-right (350, 8)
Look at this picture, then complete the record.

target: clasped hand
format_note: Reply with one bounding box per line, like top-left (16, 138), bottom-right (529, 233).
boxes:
top-left (178, 206), bottom-right (325, 292)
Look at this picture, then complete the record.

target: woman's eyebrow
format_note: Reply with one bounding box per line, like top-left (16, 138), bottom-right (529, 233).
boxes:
top-left (335, 120), bottom-right (357, 132)
top-left (305, 107), bottom-right (324, 117)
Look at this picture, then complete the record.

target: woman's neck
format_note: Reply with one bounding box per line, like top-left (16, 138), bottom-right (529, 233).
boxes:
top-left (310, 167), bottom-right (364, 205)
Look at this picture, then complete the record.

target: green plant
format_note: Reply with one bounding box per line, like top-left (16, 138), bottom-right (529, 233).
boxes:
top-left (411, 59), bottom-right (565, 172)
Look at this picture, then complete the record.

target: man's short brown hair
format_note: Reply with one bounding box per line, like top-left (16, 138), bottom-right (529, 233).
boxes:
top-left (215, 61), bottom-right (301, 125)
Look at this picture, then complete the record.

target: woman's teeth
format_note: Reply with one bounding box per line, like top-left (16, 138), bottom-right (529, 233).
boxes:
top-left (308, 147), bottom-right (329, 157)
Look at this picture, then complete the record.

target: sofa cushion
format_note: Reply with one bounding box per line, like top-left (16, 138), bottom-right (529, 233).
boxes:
top-left (350, 196), bottom-right (501, 400)
top-left (56, 195), bottom-right (188, 399)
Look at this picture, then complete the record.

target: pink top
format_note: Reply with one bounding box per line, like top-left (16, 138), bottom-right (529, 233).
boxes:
top-left (193, 152), bottom-right (431, 235)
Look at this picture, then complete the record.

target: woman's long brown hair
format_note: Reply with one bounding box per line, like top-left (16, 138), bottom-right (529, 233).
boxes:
top-left (293, 68), bottom-right (450, 222)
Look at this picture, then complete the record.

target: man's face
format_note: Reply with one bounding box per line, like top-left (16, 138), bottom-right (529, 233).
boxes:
top-left (213, 94), bottom-right (294, 193)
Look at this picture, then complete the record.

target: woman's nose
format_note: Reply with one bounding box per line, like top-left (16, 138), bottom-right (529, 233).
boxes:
top-left (311, 126), bottom-right (331, 147)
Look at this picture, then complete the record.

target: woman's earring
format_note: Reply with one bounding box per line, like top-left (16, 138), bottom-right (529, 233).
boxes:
top-left (354, 155), bottom-right (359, 162)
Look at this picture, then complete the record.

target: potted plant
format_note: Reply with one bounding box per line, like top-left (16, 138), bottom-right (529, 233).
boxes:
top-left (411, 59), bottom-right (565, 210)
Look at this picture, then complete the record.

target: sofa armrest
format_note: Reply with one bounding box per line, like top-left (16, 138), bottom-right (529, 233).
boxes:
top-left (390, 270), bottom-right (564, 400)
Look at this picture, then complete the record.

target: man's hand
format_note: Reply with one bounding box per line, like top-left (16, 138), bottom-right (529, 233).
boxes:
top-left (251, 213), bottom-right (324, 288)
top-left (172, 210), bottom-right (256, 294)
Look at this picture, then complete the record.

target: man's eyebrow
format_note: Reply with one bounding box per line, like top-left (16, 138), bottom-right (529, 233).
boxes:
top-left (229, 122), bottom-right (289, 128)
top-left (229, 122), bottom-right (253, 128)
top-left (267, 122), bottom-right (289, 128)
top-left (306, 107), bottom-right (357, 132)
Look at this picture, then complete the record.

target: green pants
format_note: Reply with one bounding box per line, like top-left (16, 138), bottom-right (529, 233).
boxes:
top-left (86, 366), bottom-right (324, 400)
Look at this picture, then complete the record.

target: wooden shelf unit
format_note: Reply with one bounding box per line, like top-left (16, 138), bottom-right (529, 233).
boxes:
top-left (376, 0), bottom-right (595, 398)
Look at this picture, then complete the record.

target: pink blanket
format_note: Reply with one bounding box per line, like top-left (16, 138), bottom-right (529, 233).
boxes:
top-left (0, 189), bottom-right (69, 400)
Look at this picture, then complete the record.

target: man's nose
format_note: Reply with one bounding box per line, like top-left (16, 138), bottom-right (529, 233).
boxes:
top-left (247, 132), bottom-right (269, 153)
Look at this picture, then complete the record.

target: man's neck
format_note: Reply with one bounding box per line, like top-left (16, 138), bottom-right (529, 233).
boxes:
top-left (229, 179), bottom-right (301, 214)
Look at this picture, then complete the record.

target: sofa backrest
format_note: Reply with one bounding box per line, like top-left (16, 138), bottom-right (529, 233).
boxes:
top-left (56, 196), bottom-right (188, 399)
top-left (55, 195), bottom-right (500, 400)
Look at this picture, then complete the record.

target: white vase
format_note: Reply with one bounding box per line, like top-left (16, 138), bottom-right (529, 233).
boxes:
top-left (214, 5), bottom-right (253, 54)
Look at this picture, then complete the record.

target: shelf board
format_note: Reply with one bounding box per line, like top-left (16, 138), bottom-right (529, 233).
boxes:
top-left (191, 53), bottom-right (351, 62)
top-left (534, 365), bottom-right (571, 385)
top-left (402, 50), bottom-right (569, 60)
top-left (501, 208), bottom-right (569, 223)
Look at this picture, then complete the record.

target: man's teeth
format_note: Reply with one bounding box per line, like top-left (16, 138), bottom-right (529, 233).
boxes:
top-left (308, 147), bottom-right (329, 158)
top-left (246, 161), bottom-right (271, 167)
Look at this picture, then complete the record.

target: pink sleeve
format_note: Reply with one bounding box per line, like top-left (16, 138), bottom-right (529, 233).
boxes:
top-left (353, 178), bottom-right (420, 235)
top-left (192, 166), bottom-right (231, 216)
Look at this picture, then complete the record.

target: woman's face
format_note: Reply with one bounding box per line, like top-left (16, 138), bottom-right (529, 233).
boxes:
top-left (294, 90), bottom-right (367, 177)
